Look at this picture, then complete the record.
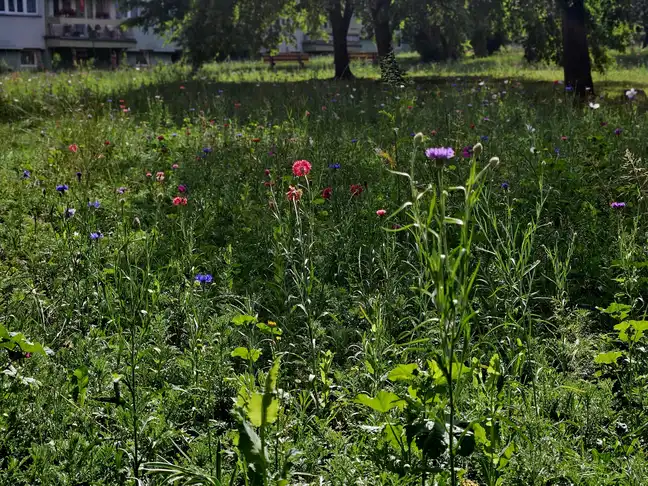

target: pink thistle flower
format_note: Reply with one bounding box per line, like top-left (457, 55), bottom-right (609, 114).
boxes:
top-left (68, 143), bottom-right (79, 153)
top-left (292, 159), bottom-right (312, 177)
top-left (173, 197), bottom-right (188, 206)
top-left (376, 209), bottom-right (387, 216)
top-left (156, 171), bottom-right (165, 182)
top-left (322, 187), bottom-right (333, 199)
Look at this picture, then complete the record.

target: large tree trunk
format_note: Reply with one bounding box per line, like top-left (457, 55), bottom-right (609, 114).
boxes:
top-left (371, 0), bottom-right (392, 59)
top-left (561, 0), bottom-right (594, 96)
top-left (329, 0), bottom-right (354, 79)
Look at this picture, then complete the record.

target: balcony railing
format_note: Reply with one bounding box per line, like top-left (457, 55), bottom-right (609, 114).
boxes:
top-left (48, 23), bottom-right (135, 41)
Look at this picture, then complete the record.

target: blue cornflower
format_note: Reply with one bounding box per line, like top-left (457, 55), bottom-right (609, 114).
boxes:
top-left (554, 147), bottom-right (560, 155)
top-left (481, 135), bottom-right (489, 142)
top-left (117, 187), bottom-right (127, 194)
top-left (566, 86), bottom-right (574, 92)
top-left (171, 133), bottom-right (178, 137)
top-left (22, 170), bottom-right (31, 179)
top-left (65, 208), bottom-right (76, 218)
top-left (351, 139), bottom-right (358, 143)
top-left (88, 200), bottom-right (100, 209)
top-left (501, 181), bottom-right (510, 191)
top-left (425, 147), bottom-right (455, 160)
top-left (56, 184), bottom-right (69, 193)
top-left (89, 232), bottom-right (103, 240)
top-left (195, 273), bottom-right (213, 284)
top-left (107, 99), bottom-right (112, 103)
top-left (203, 147), bottom-right (213, 154)
top-left (329, 163), bottom-right (341, 169)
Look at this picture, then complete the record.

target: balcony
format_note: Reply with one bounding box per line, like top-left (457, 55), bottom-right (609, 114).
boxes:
top-left (46, 23), bottom-right (136, 48)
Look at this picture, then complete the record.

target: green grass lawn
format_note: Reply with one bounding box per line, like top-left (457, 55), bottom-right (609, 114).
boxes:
top-left (1, 49), bottom-right (648, 485)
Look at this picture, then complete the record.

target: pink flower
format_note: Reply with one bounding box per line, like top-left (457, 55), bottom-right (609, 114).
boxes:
top-left (173, 197), bottom-right (188, 206)
top-left (178, 184), bottom-right (187, 193)
top-left (68, 144), bottom-right (78, 153)
top-left (264, 168), bottom-right (271, 176)
top-left (157, 135), bottom-right (165, 141)
top-left (322, 187), bottom-right (332, 199)
top-left (376, 209), bottom-right (387, 217)
top-left (292, 159), bottom-right (312, 177)
top-left (286, 185), bottom-right (303, 201)
top-left (146, 172), bottom-right (152, 178)
top-left (156, 171), bottom-right (165, 182)
top-left (172, 163), bottom-right (179, 170)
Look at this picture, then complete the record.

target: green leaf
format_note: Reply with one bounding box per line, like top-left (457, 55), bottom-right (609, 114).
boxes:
top-left (355, 390), bottom-right (403, 413)
top-left (312, 197), bottom-right (326, 205)
top-left (236, 417), bottom-right (267, 484)
top-left (594, 351), bottom-right (623, 364)
top-left (231, 347), bottom-right (261, 363)
top-left (388, 363), bottom-right (419, 381)
top-left (598, 302), bottom-right (631, 320)
top-left (232, 314), bottom-right (257, 326)
top-left (473, 423), bottom-right (488, 446)
top-left (247, 392), bottom-right (278, 427)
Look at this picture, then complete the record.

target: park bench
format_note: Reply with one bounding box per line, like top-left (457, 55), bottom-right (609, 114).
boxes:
top-left (263, 53), bottom-right (309, 68)
top-left (349, 52), bottom-right (378, 63)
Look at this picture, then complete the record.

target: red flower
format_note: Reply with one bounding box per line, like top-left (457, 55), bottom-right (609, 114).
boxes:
top-left (322, 186), bottom-right (333, 199)
top-left (251, 138), bottom-right (261, 143)
top-left (286, 185), bottom-right (303, 201)
top-left (104, 140), bottom-right (111, 146)
top-left (264, 169), bottom-right (271, 176)
top-left (376, 209), bottom-right (387, 217)
top-left (234, 103), bottom-right (241, 109)
top-left (407, 105), bottom-right (413, 110)
top-left (561, 136), bottom-right (568, 141)
top-left (157, 135), bottom-right (165, 141)
top-left (470, 123), bottom-right (476, 129)
top-left (431, 130), bottom-right (438, 136)
top-left (292, 159), bottom-right (312, 177)
top-left (350, 184), bottom-right (364, 197)
top-left (173, 197), bottom-right (188, 206)
top-left (180, 85), bottom-right (185, 90)
top-left (68, 144), bottom-right (78, 153)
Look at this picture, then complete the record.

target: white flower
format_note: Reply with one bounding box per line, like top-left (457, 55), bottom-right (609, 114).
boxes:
top-left (479, 81), bottom-right (485, 86)
top-left (530, 146), bottom-right (537, 154)
top-left (504, 80), bottom-right (509, 84)
top-left (526, 124), bottom-right (536, 133)
top-left (626, 88), bottom-right (638, 100)
top-left (589, 102), bottom-right (600, 109)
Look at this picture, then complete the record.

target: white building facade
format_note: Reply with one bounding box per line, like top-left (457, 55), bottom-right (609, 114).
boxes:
top-left (0, 0), bottom-right (179, 70)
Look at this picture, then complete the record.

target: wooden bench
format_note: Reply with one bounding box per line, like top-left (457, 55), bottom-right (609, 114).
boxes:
top-left (349, 52), bottom-right (378, 63)
top-left (263, 53), bottom-right (309, 68)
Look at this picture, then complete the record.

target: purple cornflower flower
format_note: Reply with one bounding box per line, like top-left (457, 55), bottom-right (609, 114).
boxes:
top-left (88, 200), bottom-right (100, 208)
top-left (351, 139), bottom-right (358, 143)
top-left (610, 202), bottom-right (626, 209)
top-left (56, 184), bottom-right (69, 193)
top-left (501, 181), bottom-right (510, 190)
top-left (203, 147), bottom-right (213, 154)
top-left (65, 208), bottom-right (76, 218)
top-left (615, 128), bottom-right (623, 136)
top-left (117, 187), bottom-right (127, 194)
top-left (481, 135), bottom-right (489, 142)
top-left (425, 147), bottom-right (455, 160)
top-left (89, 232), bottom-right (103, 240)
top-left (195, 273), bottom-right (213, 284)
top-left (329, 163), bottom-right (341, 169)
top-left (76, 171), bottom-right (82, 182)
top-left (22, 170), bottom-right (31, 179)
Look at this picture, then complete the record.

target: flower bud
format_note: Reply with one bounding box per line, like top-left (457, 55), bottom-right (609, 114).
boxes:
top-left (413, 132), bottom-right (424, 143)
top-left (473, 143), bottom-right (483, 157)
top-left (489, 156), bottom-right (500, 168)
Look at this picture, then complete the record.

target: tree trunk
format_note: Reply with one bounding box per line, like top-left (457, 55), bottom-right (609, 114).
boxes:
top-left (329, 0), bottom-right (354, 80)
top-left (371, 0), bottom-right (392, 59)
top-left (561, 0), bottom-right (594, 96)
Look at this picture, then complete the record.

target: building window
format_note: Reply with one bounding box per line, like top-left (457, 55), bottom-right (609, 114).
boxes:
top-left (0, 0), bottom-right (37, 14)
top-left (21, 50), bottom-right (38, 67)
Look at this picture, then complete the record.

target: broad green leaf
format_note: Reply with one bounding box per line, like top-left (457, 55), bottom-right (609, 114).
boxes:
top-left (236, 418), bottom-right (267, 484)
top-left (388, 363), bottom-right (419, 381)
top-left (383, 423), bottom-right (407, 452)
top-left (598, 302), bottom-right (631, 320)
top-left (355, 390), bottom-right (403, 413)
top-left (232, 314), bottom-right (256, 326)
top-left (231, 347), bottom-right (261, 362)
top-left (594, 351), bottom-right (623, 364)
top-left (473, 423), bottom-right (488, 446)
top-left (247, 392), bottom-right (278, 427)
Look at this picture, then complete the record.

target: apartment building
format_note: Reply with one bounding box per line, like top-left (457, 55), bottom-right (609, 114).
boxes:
top-left (0, 0), bottom-right (179, 70)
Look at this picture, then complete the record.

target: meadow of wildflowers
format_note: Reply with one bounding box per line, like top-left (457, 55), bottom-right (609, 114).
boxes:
top-left (1, 51), bottom-right (648, 485)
